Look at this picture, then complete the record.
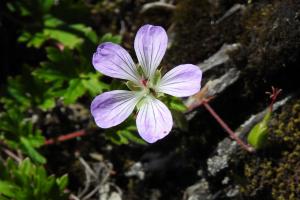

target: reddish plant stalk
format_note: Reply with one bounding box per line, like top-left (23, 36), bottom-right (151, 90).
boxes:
top-left (202, 101), bottom-right (254, 152)
top-left (267, 87), bottom-right (282, 113)
top-left (45, 129), bottom-right (87, 145)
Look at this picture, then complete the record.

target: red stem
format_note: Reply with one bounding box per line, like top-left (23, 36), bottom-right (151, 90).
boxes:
top-left (269, 88), bottom-right (282, 113)
top-left (203, 102), bottom-right (254, 152)
top-left (44, 129), bottom-right (87, 145)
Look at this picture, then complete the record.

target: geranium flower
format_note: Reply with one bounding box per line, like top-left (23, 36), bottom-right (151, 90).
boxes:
top-left (91, 24), bottom-right (202, 143)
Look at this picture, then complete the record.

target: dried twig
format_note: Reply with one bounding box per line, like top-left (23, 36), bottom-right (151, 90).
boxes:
top-left (81, 185), bottom-right (101, 200)
top-left (140, 1), bottom-right (176, 13)
top-left (212, 4), bottom-right (246, 25)
top-left (0, 140), bottom-right (22, 163)
top-left (78, 157), bottom-right (97, 198)
top-left (69, 193), bottom-right (80, 200)
top-left (77, 156), bottom-right (120, 200)
top-left (2, 148), bottom-right (22, 163)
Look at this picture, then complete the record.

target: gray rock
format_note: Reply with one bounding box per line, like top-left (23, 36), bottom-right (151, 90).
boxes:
top-left (183, 178), bottom-right (212, 200)
top-left (198, 43), bottom-right (241, 73)
top-left (124, 162), bottom-right (145, 180)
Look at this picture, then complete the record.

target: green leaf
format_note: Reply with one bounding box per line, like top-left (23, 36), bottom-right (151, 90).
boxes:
top-left (46, 47), bottom-right (65, 62)
top-left (0, 181), bottom-right (17, 198)
top-left (44, 175), bottom-right (56, 193)
top-left (40, 0), bottom-right (55, 12)
top-left (6, 77), bottom-right (31, 108)
top-left (0, 158), bottom-right (68, 199)
top-left (34, 65), bottom-right (67, 82)
top-left (172, 110), bottom-right (189, 131)
top-left (3, 69), bottom-right (58, 111)
top-left (100, 33), bottom-right (122, 44)
top-left (44, 29), bottom-right (83, 49)
top-left (20, 137), bottom-right (46, 164)
top-left (44, 15), bottom-right (64, 27)
top-left (56, 174), bottom-right (68, 191)
top-left (70, 24), bottom-right (98, 43)
top-left (19, 5), bottom-right (31, 16)
top-left (34, 47), bottom-right (77, 83)
top-left (106, 131), bottom-right (128, 145)
top-left (105, 122), bottom-right (146, 145)
top-left (0, 161), bottom-right (8, 179)
top-left (169, 98), bottom-right (187, 112)
top-left (0, 195), bottom-right (11, 200)
top-left (27, 33), bottom-right (48, 48)
top-left (62, 79), bottom-right (85, 104)
top-left (27, 133), bottom-right (45, 148)
top-left (120, 129), bottom-right (146, 145)
top-left (39, 98), bottom-right (56, 110)
top-left (18, 32), bottom-right (32, 43)
top-left (81, 73), bottom-right (109, 96)
top-left (19, 158), bottom-right (33, 175)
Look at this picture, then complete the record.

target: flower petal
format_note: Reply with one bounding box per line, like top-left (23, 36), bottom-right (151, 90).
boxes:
top-left (134, 24), bottom-right (168, 79)
top-left (91, 90), bottom-right (141, 128)
top-left (92, 42), bottom-right (140, 84)
top-left (156, 64), bottom-right (202, 97)
top-left (136, 97), bottom-right (173, 143)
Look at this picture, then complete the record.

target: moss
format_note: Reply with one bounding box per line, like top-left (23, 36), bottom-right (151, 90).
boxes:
top-left (233, 0), bottom-right (300, 98)
top-left (241, 99), bottom-right (300, 200)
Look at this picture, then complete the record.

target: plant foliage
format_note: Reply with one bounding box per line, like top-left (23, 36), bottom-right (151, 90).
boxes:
top-left (0, 158), bottom-right (68, 200)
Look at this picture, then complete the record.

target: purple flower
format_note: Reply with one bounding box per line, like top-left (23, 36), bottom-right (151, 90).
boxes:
top-left (91, 24), bottom-right (202, 143)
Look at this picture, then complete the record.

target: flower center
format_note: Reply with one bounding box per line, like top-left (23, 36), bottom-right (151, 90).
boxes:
top-left (141, 78), bottom-right (148, 87)
top-left (149, 87), bottom-right (157, 97)
top-left (140, 78), bottom-right (158, 97)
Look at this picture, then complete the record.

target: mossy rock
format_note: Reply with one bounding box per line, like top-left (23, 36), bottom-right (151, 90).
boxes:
top-left (241, 98), bottom-right (300, 200)
top-left (234, 0), bottom-right (300, 98)
top-left (167, 0), bottom-right (300, 100)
